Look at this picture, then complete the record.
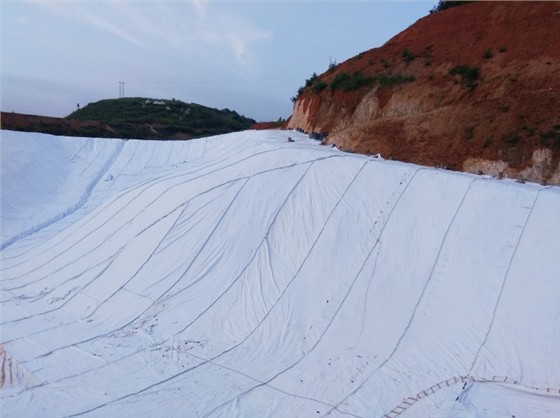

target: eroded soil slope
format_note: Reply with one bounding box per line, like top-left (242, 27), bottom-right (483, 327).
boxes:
top-left (288, 2), bottom-right (560, 184)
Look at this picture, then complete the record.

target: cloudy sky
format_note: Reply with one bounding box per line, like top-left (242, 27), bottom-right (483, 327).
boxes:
top-left (2, 1), bottom-right (434, 122)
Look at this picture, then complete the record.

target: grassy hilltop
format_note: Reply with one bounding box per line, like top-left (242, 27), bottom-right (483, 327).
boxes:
top-left (2, 97), bottom-right (256, 140)
top-left (67, 97), bottom-right (256, 139)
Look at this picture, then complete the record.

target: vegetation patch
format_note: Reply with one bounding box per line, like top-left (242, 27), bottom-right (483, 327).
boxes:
top-left (67, 97), bottom-right (255, 139)
top-left (423, 45), bottom-right (433, 66)
top-left (539, 125), bottom-right (560, 148)
top-left (294, 73), bottom-right (317, 100)
top-left (311, 79), bottom-right (327, 93)
top-left (402, 48), bottom-right (416, 63)
top-left (430, 1), bottom-right (473, 13)
top-left (378, 73), bottom-right (416, 88)
top-left (449, 65), bottom-right (480, 90)
top-left (304, 73), bottom-right (319, 88)
top-left (483, 48), bottom-right (494, 60)
top-left (502, 132), bottom-right (520, 144)
top-left (330, 71), bottom-right (375, 91)
top-left (522, 126), bottom-right (535, 136)
top-left (328, 58), bottom-right (338, 71)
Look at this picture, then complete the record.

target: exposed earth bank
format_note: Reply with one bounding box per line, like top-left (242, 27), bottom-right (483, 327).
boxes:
top-left (287, 2), bottom-right (560, 184)
top-left (1, 112), bottom-right (118, 138)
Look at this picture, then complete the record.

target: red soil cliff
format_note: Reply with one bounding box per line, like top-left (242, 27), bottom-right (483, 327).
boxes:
top-left (287, 2), bottom-right (560, 184)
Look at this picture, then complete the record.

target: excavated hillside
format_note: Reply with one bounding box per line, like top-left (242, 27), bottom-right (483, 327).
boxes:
top-left (287, 2), bottom-right (560, 184)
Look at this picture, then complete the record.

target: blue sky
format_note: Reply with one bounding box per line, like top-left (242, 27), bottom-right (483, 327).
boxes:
top-left (2, 1), bottom-right (435, 122)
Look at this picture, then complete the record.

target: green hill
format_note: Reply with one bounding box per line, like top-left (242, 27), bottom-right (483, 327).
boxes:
top-left (66, 97), bottom-right (256, 139)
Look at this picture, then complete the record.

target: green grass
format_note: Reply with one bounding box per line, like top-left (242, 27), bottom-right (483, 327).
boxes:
top-left (311, 79), bottom-right (327, 93)
top-left (328, 71), bottom-right (414, 92)
top-left (378, 73), bottom-right (415, 88)
top-left (330, 72), bottom-right (375, 91)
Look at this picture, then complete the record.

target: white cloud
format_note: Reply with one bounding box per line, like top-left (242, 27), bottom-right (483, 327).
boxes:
top-left (225, 29), bottom-right (272, 69)
top-left (189, 5), bottom-right (273, 71)
top-left (191, 0), bottom-right (207, 18)
top-left (37, 2), bottom-right (144, 47)
top-left (36, 1), bottom-right (272, 73)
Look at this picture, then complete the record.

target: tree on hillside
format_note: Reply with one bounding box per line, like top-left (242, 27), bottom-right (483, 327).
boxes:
top-left (430, 1), bottom-right (472, 14)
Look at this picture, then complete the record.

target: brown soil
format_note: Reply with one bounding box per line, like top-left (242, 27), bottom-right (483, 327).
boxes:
top-left (251, 121), bottom-right (285, 130)
top-left (1, 111), bottom-right (117, 138)
top-left (287, 2), bottom-right (560, 184)
top-left (1, 112), bottom-right (205, 140)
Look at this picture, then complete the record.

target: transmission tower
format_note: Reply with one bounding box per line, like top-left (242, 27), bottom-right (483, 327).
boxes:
top-left (118, 81), bottom-right (125, 98)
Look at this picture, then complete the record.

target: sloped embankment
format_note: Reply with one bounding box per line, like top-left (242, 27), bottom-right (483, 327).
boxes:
top-left (1, 130), bottom-right (559, 417)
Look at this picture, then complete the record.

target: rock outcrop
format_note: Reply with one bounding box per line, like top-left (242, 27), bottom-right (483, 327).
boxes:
top-left (287, 2), bottom-right (560, 184)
